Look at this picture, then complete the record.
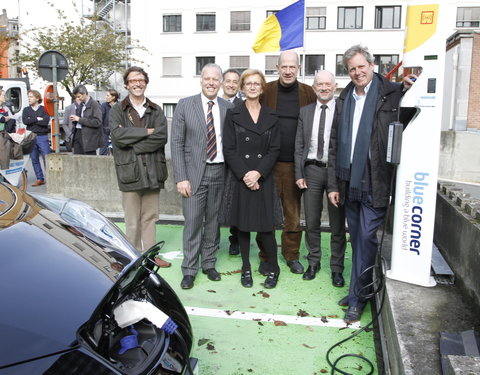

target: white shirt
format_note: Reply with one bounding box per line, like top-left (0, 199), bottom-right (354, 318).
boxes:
top-left (350, 80), bottom-right (372, 162)
top-left (132, 97), bottom-right (147, 118)
top-left (307, 99), bottom-right (335, 162)
top-left (201, 94), bottom-right (224, 163)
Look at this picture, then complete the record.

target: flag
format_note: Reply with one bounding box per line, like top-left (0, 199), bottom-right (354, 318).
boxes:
top-left (252, 0), bottom-right (305, 53)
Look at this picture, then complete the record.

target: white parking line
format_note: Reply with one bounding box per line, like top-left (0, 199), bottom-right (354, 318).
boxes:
top-left (185, 306), bottom-right (361, 329)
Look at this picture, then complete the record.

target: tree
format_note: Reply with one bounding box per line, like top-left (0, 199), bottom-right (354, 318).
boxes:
top-left (14, 2), bottom-right (143, 98)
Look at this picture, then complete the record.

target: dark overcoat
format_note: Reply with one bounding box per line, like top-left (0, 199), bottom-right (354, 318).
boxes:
top-left (220, 102), bottom-right (281, 232)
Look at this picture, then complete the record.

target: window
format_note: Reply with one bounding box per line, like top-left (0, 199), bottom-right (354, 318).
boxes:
top-left (196, 56), bottom-right (215, 75)
top-left (375, 6), bottom-right (401, 29)
top-left (266, 10), bottom-right (278, 18)
top-left (5, 87), bottom-right (23, 114)
top-left (162, 57), bottom-right (181, 76)
top-left (229, 56), bottom-right (250, 74)
top-left (304, 55), bottom-right (325, 76)
top-left (338, 7), bottom-right (363, 29)
top-left (265, 55), bottom-right (279, 75)
top-left (335, 55), bottom-right (348, 76)
top-left (374, 55), bottom-right (399, 77)
top-left (163, 103), bottom-right (177, 118)
top-left (163, 14), bottom-right (181, 32)
top-left (196, 13), bottom-right (215, 32)
top-left (457, 7), bottom-right (480, 27)
top-left (306, 7), bottom-right (326, 30)
top-left (230, 11), bottom-right (250, 31)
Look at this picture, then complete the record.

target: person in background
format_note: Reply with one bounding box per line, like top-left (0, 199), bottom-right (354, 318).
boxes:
top-left (221, 68), bottom-right (243, 256)
top-left (221, 69), bottom-right (281, 288)
top-left (62, 97), bottom-right (82, 152)
top-left (70, 84), bottom-right (103, 155)
top-left (22, 90), bottom-right (51, 187)
top-left (171, 63), bottom-right (234, 289)
top-left (100, 89), bottom-right (120, 155)
top-left (0, 90), bottom-right (16, 133)
top-left (258, 50), bottom-right (317, 276)
top-left (109, 66), bottom-right (171, 267)
top-left (295, 70), bottom-right (347, 285)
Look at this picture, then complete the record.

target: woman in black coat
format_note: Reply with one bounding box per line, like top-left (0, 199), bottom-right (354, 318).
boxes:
top-left (221, 69), bottom-right (281, 289)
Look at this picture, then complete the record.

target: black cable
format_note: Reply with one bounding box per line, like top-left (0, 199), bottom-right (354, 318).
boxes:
top-left (326, 166), bottom-right (397, 375)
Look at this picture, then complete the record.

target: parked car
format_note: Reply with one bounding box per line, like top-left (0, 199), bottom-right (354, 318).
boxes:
top-left (0, 182), bottom-right (198, 375)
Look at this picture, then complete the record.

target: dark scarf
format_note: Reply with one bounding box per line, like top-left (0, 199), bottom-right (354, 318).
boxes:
top-left (336, 74), bottom-right (379, 201)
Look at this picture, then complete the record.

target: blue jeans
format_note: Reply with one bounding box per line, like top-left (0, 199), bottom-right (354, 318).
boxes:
top-left (31, 134), bottom-right (51, 181)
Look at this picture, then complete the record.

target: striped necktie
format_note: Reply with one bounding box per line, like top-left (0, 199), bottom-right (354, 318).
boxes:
top-left (206, 100), bottom-right (217, 161)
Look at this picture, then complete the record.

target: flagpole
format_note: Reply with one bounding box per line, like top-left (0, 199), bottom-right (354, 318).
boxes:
top-left (301, 0), bottom-right (306, 83)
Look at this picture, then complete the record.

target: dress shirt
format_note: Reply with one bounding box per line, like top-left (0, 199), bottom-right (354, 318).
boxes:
top-left (350, 80), bottom-right (372, 162)
top-left (307, 99), bottom-right (335, 163)
top-left (201, 94), bottom-right (224, 163)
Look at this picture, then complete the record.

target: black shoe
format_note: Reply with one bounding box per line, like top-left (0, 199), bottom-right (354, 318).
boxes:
top-left (286, 260), bottom-right (304, 274)
top-left (203, 268), bottom-right (221, 281)
top-left (181, 275), bottom-right (195, 289)
top-left (332, 272), bottom-right (345, 287)
top-left (344, 306), bottom-right (363, 324)
top-left (229, 242), bottom-right (239, 256)
top-left (302, 264), bottom-right (320, 280)
top-left (338, 295), bottom-right (349, 307)
top-left (264, 272), bottom-right (279, 289)
top-left (258, 262), bottom-right (269, 276)
top-left (241, 270), bottom-right (253, 288)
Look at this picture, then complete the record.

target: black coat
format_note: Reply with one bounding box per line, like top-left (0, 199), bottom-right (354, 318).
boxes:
top-left (220, 102), bottom-right (282, 232)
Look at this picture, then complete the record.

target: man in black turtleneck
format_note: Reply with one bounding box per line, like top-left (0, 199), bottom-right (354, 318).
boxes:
top-left (258, 50), bottom-right (316, 275)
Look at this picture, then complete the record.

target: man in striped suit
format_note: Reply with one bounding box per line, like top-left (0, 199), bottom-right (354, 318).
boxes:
top-left (171, 63), bottom-right (234, 289)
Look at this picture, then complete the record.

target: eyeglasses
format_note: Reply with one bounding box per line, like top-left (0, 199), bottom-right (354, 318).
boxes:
top-left (244, 82), bottom-right (261, 88)
top-left (128, 79), bottom-right (146, 85)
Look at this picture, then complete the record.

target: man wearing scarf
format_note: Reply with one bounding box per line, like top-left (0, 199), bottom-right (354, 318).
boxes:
top-left (328, 45), bottom-right (414, 323)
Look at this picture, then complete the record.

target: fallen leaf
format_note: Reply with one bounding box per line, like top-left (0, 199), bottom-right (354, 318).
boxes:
top-left (257, 322), bottom-right (264, 326)
top-left (261, 291), bottom-right (270, 298)
top-left (328, 314), bottom-right (338, 318)
top-left (207, 289), bottom-right (216, 293)
top-left (206, 343), bottom-right (215, 350)
top-left (247, 370), bottom-right (253, 373)
top-left (225, 310), bottom-right (236, 316)
top-left (198, 338), bottom-right (209, 346)
top-left (274, 320), bottom-right (287, 326)
top-left (321, 316), bottom-right (328, 323)
top-left (253, 318), bottom-right (261, 321)
top-left (320, 369), bottom-right (328, 373)
top-left (297, 309), bottom-right (310, 317)
top-left (302, 343), bottom-right (315, 349)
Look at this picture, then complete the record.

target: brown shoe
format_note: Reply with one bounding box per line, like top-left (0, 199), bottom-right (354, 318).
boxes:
top-left (154, 257), bottom-right (171, 268)
top-left (31, 180), bottom-right (45, 187)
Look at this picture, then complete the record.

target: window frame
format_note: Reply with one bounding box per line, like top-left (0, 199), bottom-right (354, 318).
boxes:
top-left (374, 54), bottom-right (399, 78)
top-left (162, 57), bottom-right (182, 77)
top-left (163, 14), bottom-right (182, 33)
top-left (335, 54), bottom-right (348, 77)
top-left (196, 13), bottom-right (216, 32)
top-left (456, 7), bottom-right (480, 27)
top-left (375, 6), bottom-right (401, 29)
top-left (337, 6), bottom-right (363, 29)
top-left (265, 55), bottom-right (279, 76)
top-left (229, 56), bottom-right (250, 75)
top-left (230, 11), bottom-right (251, 31)
top-left (306, 7), bottom-right (326, 30)
top-left (196, 56), bottom-right (215, 75)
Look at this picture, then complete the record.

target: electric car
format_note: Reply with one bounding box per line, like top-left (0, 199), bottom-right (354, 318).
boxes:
top-left (0, 181), bottom-right (198, 375)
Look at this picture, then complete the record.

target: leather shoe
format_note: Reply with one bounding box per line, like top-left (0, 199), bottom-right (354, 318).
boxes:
top-left (286, 260), bottom-right (304, 274)
top-left (332, 272), bottom-right (345, 287)
top-left (154, 257), bottom-right (171, 268)
top-left (229, 242), bottom-right (239, 256)
top-left (344, 306), bottom-right (363, 324)
top-left (181, 275), bottom-right (195, 289)
top-left (258, 262), bottom-right (269, 276)
top-left (302, 264), bottom-right (320, 280)
top-left (338, 295), bottom-right (349, 307)
top-left (32, 180), bottom-right (45, 187)
top-left (203, 268), bottom-right (221, 281)
top-left (264, 272), bottom-right (279, 289)
top-left (241, 269), bottom-right (253, 288)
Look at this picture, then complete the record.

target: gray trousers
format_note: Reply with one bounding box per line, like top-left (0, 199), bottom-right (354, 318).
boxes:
top-left (181, 163), bottom-right (224, 276)
top-left (303, 164), bottom-right (346, 272)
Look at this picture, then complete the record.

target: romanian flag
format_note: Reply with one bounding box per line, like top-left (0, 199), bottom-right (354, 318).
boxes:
top-left (252, 0), bottom-right (305, 53)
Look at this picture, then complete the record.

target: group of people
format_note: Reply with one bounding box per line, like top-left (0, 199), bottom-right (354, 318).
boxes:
top-left (13, 42), bottom-right (413, 324)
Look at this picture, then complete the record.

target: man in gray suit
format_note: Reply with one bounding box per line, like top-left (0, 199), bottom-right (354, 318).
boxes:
top-left (294, 70), bottom-right (347, 286)
top-left (171, 63), bottom-right (234, 289)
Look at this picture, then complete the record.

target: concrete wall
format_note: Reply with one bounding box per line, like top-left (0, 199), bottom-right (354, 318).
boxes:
top-left (46, 153), bottom-right (183, 217)
top-left (438, 131), bottom-right (480, 184)
top-left (435, 182), bottom-right (480, 309)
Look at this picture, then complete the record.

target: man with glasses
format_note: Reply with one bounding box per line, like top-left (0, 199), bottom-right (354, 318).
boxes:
top-left (109, 66), bottom-right (171, 267)
top-left (258, 50), bottom-right (317, 276)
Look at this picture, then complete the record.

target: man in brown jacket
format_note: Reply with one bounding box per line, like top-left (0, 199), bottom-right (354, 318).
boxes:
top-left (258, 50), bottom-right (316, 275)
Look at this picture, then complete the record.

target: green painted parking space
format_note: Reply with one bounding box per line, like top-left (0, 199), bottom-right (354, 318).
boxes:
top-left (116, 223), bottom-right (378, 374)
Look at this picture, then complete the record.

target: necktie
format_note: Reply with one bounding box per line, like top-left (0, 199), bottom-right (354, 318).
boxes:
top-left (206, 100), bottom-right (217, 161)
top-left (317, 104), bottom-right (328, 160)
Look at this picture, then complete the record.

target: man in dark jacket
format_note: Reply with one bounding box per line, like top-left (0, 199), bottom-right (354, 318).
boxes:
top-left (109, 66), bottom-right (170, 267)
top-left (328, 45), bottom-right (415, 323)
top-left (258, 50), bottom-right (317, 275)
top-left (70, 85), bottom-right (103, 155)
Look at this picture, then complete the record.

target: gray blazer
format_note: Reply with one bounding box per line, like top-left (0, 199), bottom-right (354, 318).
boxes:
top-left (294, 102), bottom-right (317, 181)
top-left (171, 94), bottom-right (233, 195)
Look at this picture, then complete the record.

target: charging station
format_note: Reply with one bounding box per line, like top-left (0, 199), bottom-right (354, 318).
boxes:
top-left (386, 3), bottom-right (447, 287)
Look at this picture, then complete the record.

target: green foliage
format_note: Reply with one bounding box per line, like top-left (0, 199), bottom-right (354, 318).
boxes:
top-left (14, 1), bottom-right (143, 98)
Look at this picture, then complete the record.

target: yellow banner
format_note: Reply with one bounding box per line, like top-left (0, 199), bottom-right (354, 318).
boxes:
top-left (404, 4), bottom-right (439, 53)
